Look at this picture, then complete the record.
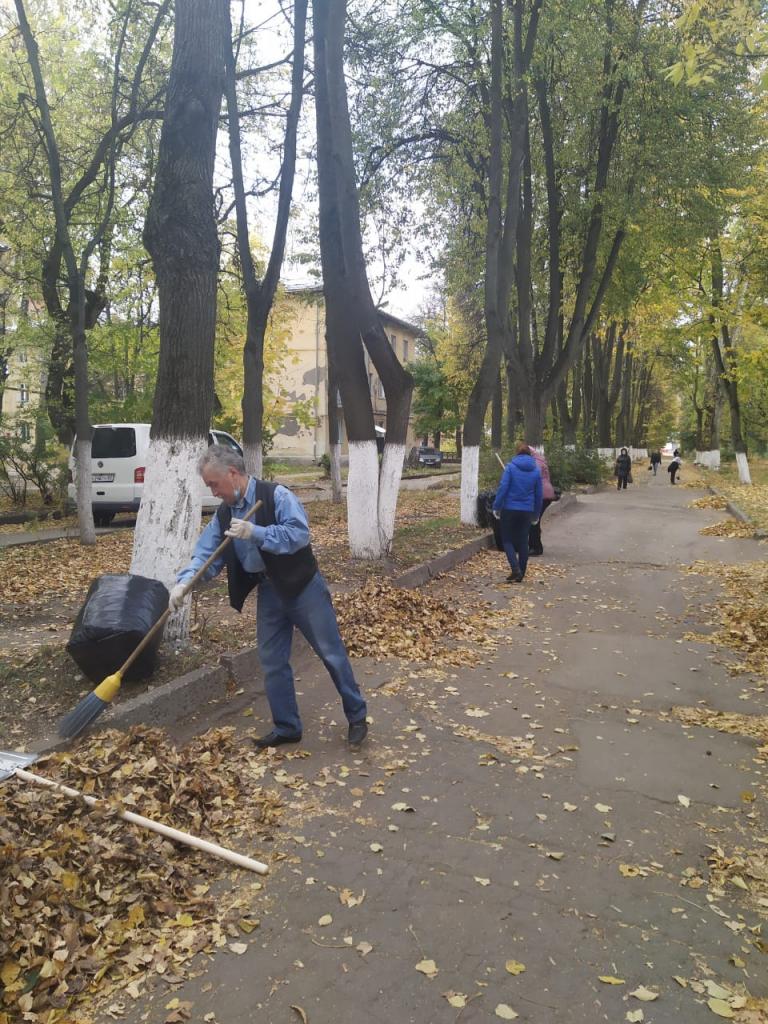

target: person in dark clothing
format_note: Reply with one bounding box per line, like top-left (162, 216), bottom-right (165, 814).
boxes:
top-left (528, 449), bottom-right (556, 556)
top-left (668, 456), bottom-right (681, 484)
top-left (650, 451), bottom-right (662, 476)
top-left (614, 448), bottom-right (632, 489)
top-left (493, 443), bottom-right (543, 583)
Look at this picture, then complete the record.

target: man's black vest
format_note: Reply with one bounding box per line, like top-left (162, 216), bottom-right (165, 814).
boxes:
top-left (216, 479), bottom-right (318, 610)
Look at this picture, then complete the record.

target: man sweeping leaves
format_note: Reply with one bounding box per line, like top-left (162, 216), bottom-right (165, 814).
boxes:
top-left (170, 448), bottom-right (368, 749)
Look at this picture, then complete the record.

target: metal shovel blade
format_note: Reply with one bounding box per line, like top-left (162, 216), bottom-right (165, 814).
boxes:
top-left (0, 749), bottom-right (39, 781)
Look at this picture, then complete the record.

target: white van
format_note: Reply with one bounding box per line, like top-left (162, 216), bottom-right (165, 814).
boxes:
top-left (67, 423), bottom-right (244, 526)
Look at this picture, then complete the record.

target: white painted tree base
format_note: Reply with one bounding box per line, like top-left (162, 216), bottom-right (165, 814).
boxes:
top-left (130, 437), bottom-right (205, 640)
top-left (736, 451), bottom-right (752, 485)
top-left (347, 441), bottom-right (382, 558)
top-left (597, 447), bottom-right (616, 461)
top-left (695, 450), bottom-right (721, 470)
top-left (378, 443), bottom-right (405, 555)
top-left (461, 445), bottom-right (480, 525)
top-left (242, 441), bottom-right (262, 479)
top-left (74, 438), bottom-right (96, 545)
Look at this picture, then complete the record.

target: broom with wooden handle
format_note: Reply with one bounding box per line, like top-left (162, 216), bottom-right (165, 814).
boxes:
top-left (1, 758), bottom-right (268, 874)
top-left (58, 499), bottom-right (262, 740)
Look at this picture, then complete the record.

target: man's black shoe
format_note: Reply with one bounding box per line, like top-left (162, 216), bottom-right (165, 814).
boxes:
top-left (348, 720), bottom-right (368, 747)
top-left (252, 730), bottom-right (302, 750)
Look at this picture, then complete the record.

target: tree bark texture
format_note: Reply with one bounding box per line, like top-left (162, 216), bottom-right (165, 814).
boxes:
top-left (132, 0), bottom-right (227, 634)
top-left (314, 0), bottom-right (413, 555)
top-left (142, 0), bottom-right (225, 442)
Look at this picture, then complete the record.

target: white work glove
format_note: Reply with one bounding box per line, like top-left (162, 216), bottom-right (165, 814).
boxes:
top-left (492, 509), bottom-right (501, 520)
top-left (225, 518), bottom-right (256, 541)
top-left (169, 583), bottom-right (187, 612)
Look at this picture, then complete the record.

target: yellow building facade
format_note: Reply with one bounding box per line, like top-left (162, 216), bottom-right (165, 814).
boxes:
top-left (271, 287), bottom-right (421, 462)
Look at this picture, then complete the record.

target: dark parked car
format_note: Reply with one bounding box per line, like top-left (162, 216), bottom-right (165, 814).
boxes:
top-left (407, 446), bottom-right (443, 468)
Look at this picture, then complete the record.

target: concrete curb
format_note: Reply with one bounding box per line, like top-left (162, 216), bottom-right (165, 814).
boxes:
top-left (39, 489), bottom-right (581, 749)
top-left (706, 484), bottom-right (763, 536)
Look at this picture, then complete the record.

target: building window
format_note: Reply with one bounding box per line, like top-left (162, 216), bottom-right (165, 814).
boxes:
top-left (403, 338), bottom-right (409, 362)
top-left (378, 378), bottom-right (385, 400)
top-left (19, 383), bottom-right (30, 405)
top-left (390, 334), bottom-right (396, 351)
top-left (19, 421), bottom-right (31, 442)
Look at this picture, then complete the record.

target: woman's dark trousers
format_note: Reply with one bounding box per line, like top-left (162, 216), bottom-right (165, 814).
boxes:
top-left (500, 509), bottom-right (533, 578)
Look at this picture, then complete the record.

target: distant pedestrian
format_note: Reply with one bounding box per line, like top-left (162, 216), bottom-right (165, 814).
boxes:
top-left (668, 456), bottom-right (681, 484)
top-left (528, 448), bottom-right (556, 556)
top-left (650, 451), bottom-right (661, 476)
top-left (614, 447), bottom-right (632, 490)
top-left (493, 443), bottom-right (543, 583)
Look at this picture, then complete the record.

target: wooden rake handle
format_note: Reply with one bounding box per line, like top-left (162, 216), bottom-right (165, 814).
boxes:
top-left (118, 499), bottom-right (263, 679)
top-left (13, 767), bottom-right (268, 874)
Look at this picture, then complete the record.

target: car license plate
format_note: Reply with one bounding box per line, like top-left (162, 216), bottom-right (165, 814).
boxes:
top-left (92, 473), bottom-right (115, 482)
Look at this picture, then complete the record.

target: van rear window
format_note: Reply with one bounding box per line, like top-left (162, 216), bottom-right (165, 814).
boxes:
top-left (91, 427), bottom-right (136, 459)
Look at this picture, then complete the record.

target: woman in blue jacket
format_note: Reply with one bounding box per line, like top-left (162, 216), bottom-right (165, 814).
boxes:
top-left (493, 443), bottom-right (543, 583)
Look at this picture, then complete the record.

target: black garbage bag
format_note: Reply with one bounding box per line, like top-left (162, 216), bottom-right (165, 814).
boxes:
top-left (66, 573), bottom-right (169, 683)
top-left (476, 489), bottom-right (496, 529)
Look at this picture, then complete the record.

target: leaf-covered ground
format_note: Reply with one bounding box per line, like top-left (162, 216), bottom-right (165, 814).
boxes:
top-left (0, 488), bottom-right (482, 747)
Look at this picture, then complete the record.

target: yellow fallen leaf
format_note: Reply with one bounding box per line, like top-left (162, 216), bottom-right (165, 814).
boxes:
top-left (626, 1012), bottom-right (644, 1023)
top-left (0, 963), bottom-right (20, 987)
top-left (678, 794), bottom-right (690, 808)
top-left (595, 803), bottom-right (612, 813)
top-left (474, 877), bottom-right (491, 886)
top-left (174, 913), bottom-right (194, 927)
top-left (707, 999), bottom-right (734, 1018)
top-left (495, 1005), bottom-right (519, 1020)
top-left (166, 998), bottom-right (180, 1010)
top-left (630, 986), bottom-right (659, 1001)
top-left (599, 975), bottom-right (625, 985)
top-left (238, 918), bottom-right (260, 934)
top-left (444, 992), bottom-right (467, 1008)
top-left (563, 802), bottom-right (577, 812)
top-left (229, 942), bottom-right (247, 955)
top-left (546, 851), bottom-right (564, 860)
top-left (370, 843), bottom-right (383, 853)
top-left (318, 914), bottom-right (333, 927)
top-left (415, 959), bottom-right (439, 978)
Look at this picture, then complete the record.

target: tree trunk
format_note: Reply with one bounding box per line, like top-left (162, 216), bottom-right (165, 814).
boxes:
top-left (131, 0), bottom-right (227, 636)
top-left (709, 241), bottom-right (750, 483)
top-left (314, 0), bottom-right (413, 555)
top-left (15, 0), bottom-right (95, 544)
top-left (491, 371), bottom-right (502, 448)
top-left (327, 362), bottom-right (343, 502)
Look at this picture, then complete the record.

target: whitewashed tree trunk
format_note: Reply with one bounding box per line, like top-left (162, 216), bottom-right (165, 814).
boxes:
top-left (242, 441), bottom-right (263, 479)
top-left (597, 447), bottom-right (616, 461)
top-left (330, 442), bottom-right (343, 503)
top-left (697, 450), bottom-right (721, 470)
top-left (347, 441), bottom-right (382, 558)
top-left (461, 445), bottom-right (480, 525)
top-left (74, 438), bottom-right (96, 545)
top-left (377, 442), bottom-right (405, 555)
top-left (130, 438), bottom-right (203, 641)
top-left (735, 451), bottom-right (752, 484)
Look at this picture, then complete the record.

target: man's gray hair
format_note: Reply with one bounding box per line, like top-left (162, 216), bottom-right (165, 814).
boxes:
top-left (197, 445), bottom-right (246, 475)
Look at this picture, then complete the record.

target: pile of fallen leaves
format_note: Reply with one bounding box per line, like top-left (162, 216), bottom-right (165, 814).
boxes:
top-left (0, 533), bottom-right (133, 612)
top-left (689, 495), bottom-right (728, 510)
top-left (0, 726), bottom-right (281, 1023)
top-left (685, 561), bottom-right (768, 677)
top-left (707, 845), bottom-right (768, 921)
top-left (670, 706), bottom-right (768, 745)
top-left (699, 518), bottom-right (756, 538)
top-left (335, 579), bottom-right (524, 665)
top-left (715, 481), bottom-right (768, 533)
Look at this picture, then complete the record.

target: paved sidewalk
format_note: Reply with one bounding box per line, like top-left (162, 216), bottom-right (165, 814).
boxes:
top-left (109, 474), bottom-right (766, 1023)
